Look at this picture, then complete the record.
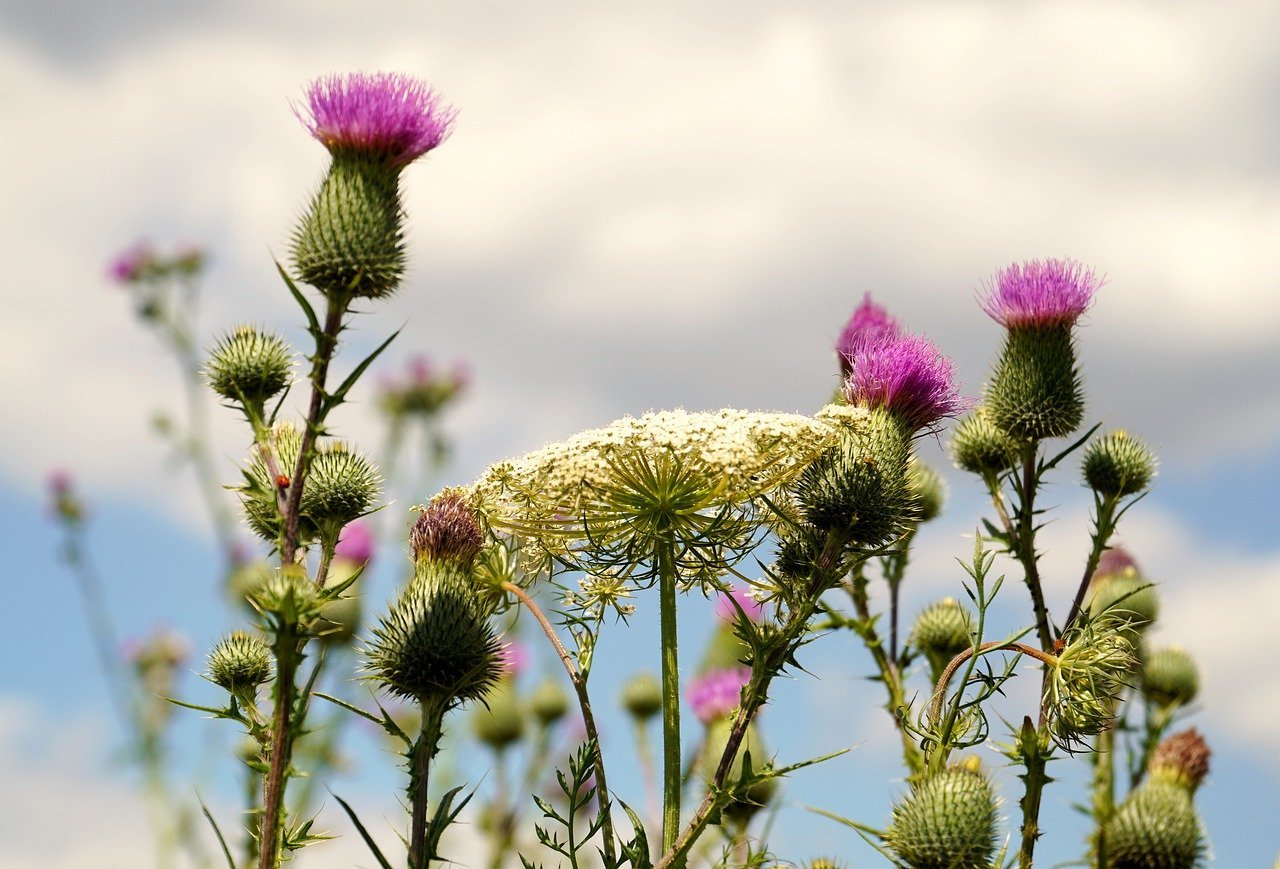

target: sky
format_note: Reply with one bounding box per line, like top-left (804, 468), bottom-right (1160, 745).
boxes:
top-left (2, 0), bottom-right (1278, 865)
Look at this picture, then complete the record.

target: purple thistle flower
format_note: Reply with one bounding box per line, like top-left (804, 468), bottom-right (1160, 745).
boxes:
top-left (843, 333), bottom-right (966, 432)
top-left (686, 666), bottom-right (750, 724)
top-left (1093, 547), bottom-right (1140, 582)
top-left (836, 293), bottom-right (901, 375)
top-left (714, 585), bottom-right (764, 624)
top-left (106, 241), bottom-right (154, 284)
top-left (409, 489), bottom-right (483, 564)
top-left (334, 519), bottom-right (375, 566)
top-left (298, 72), bottom-right (456, 167)
top-left (982, 259), bottom-right (1100, 329)
top-left (498, 641), bottom-right (529, 678)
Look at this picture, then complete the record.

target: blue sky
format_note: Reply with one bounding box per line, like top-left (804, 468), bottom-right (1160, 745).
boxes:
top-left (2, 1), bottom-right (1278, 865)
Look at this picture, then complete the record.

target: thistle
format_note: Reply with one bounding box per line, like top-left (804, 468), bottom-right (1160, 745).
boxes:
top-left (471, 675), bottom-right (525, 751)
top-left (1104, 730), bottom-right (1210, 868)
top-left (907, 460), bottom-right (946, 523)
top-left (410, 488), bottom-right (484, 566)
top-left (910, 598), bottom-right (974, 681)
top-left (292, 72), bottom-right (455, 300)
top-left (950, 407), bottom-right (1018, 477)
top-left (1083, 430), bottom-right (1158, 498)
top-left (884, 763), bottom-right (1000, 869)
top-left (529, 678), bottom-right (570, 726)
top-left (208, 630), bottom-right (273, 696)
top-left (981, 258), bottom-right (1101, 442)
top-left (835, 292), bottom-right (901, 377)
top-left (621, 672), bottom-right (663, 721)
top-left (1141, 647), bottom-right (1200, 709)
top-left (686, 666), bottom-right (751, 724)
top-left (204, 325), bottom-right (293, 418)
top-left (842, 332), bottom-right (965, 435)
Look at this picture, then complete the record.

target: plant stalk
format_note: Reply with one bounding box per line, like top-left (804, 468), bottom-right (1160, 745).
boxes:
top-left (657, 539), bottom-right (682, 858)
top-left (409, 699), bottom-right (446, 869)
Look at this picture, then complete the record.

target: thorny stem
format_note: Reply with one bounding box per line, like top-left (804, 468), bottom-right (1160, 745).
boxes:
top-left (657, 539), bottom-right (683, 859)
top-left (1131, 703), bottom-right (1176, 790)
top-left (258, 625), bottom-right (301, 869)
top-left (501, 582), bottom-right (618, 866)
top-left (1059, 495), bottom-right (1120, 648)
top-left (1015, 717), bottom-right (1052, 869)
top-left (1017, 450), bottom-right (1055, 652)
top-left (409, 699), bottom-right (446, 869)
top-left (1090, 715), bottom-right (1117, 867)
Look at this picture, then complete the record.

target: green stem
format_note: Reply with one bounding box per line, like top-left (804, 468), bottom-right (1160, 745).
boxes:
top-left (1131, 703), bottom-right (1175, 789)
top-left (657, 539), bottom-right (682, 858)
top-left (634, 719), bottom-right (659, 834)
top-left (258, 627), bottom-right (301, 869)
top-left (1090, 722), bottom-right (1116, 867)
top-left (409, 699), bottom-right (446, 869)
top-left (1059, 495), bottom-right (1120, 646)
top-left (1016, 450), bottom-right (1054, 652)
top-left (1015, 718), bottom-right (1052, 869)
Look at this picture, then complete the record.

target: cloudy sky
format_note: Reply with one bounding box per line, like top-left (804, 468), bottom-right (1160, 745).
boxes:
top-left (2, 0), bottom-right (1278, 865)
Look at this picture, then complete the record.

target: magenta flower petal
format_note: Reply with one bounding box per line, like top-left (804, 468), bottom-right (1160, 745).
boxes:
top-left (714, 585), bottom-right (764, 624)
top-left (498, 641), bottom-right (529, 677)
top-left (298, 72), bottom-right (456, 167)
top-left (836, 293), bottom-right (901, 373)
top-left (686, 666), bottom-right (751, 724)
top-left (982, 259), bottom-right (1100, 329)
top-left (106, 241), bottom-right (154, 284)
top-left (334, 519), bottom-right (375, 566)
top-left (843, 333), bottom-right (966, 432)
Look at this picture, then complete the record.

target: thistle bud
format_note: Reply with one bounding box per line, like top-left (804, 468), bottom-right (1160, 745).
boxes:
top-left (410, 489), bottom-right (484, 566)
top-left (208, 631), bottom-right (272, 695)
top-left (806, 860), bottom-right (843, 869)
top-left (226, 559), bottom-right (274, 611)
top-left (981, 259), bottom-right (1100, 442)
top-left (471, 678), bottom-right (525, 750)
top-left (240, 423), bottom-right (309, 544)
top-left (621, 672), bottom-right (663, 721)
top-left (884, 765), bottom-right (999, 869)
top-left (1150, 728), bottom-right (1211, 793)
top-left (365, 569), bottom-right (501, 704)
top-left (835, 293), bottom-right (900, 378)
top-left (204, 326), bottom-right (293, 413)
top-left (698, 718), bottom-right (776, 824)
top-left (292, 73), bottom-right (454, 300)
top-left (910, 598), bottom-right (974, 679)
top-left (1141, 647), bottom-right (1199, 709)
top-left (1088, 573), bottom-right (1159, 634)
top-left (529, 678), bottom-right (570, 726)
top-left (302, 443), bottom-right (381, 536)
top-left (1104, 779), bottom-right (1205, 868)
top-left (1083, 430), bottom-right (1157, 498)
top-left (950, 407), bottom-right (1018, 476)
top-left (907, 460), bottom-right (946, 523)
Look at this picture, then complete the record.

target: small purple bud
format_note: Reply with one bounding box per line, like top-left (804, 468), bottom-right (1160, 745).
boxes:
top-left (1093, 547), bottom-right (1140, 582)
top-left (714, 585), bottom-right (764, 624)
top-left (836, 293), bottom-right (901, 376)
top-left (107, 241), bottom-right (154, 284)
top-left (298, 72), bottom-right (456, 168)
top-left (334, 519), bottom-right (375, 566)
top-left (843, 333), bottom-right (966, 432)
top-left (686, 666), bottom-right (750, 724)
top-left (982, 259), bottom-right (1100, 329)
top-left (410, 489), bottom-right (484, 564)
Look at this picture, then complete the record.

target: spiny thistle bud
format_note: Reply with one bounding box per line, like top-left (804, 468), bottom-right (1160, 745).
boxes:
top-left (950, 407), bottom-right (1018, 476)
top-left (910, 598), bottom-right (974, 678)
top-left (842, 333), bottom-right (965, 435)
top-left (806, 860), bottom-right (844, 869)
top-left (981, 259), bottom-right (1100, 442)
top-left (204, 325), bottom-right (293, 413)
top-left (410, 488), bottom-right (484, 566)
top-left (1141, 647), bottom-right (1200, 709)
top-left (241, 423), bottom-right (308, 543)
top-left (1083, 430), bottom-right (1157, 498)
top-left (884, 765), bottom-right (999, 869)
top-left (1045, 617), bottom-right (1136, 748)
top-left (835, 293), bottom-right (901, 378)
top-left (621, 672), bottom-right (663, 721)
top-left (1104, 779), bottom-right (1205, 868)
top-left (1088, 573), bottom-right (1159, 634)
top-left (793, 408), bottom-right (916, 547)
top-left (529, 678), bottom-right (570, 726)
top-left (365, 569), bottom-right (501, 704)
top-left (251, 565), bottom-right (324, 631)
top-left (302, 443), bottom-right (381, 536)
top-left (207, 631), bottom-right (272, 695)
top-left (292, 73), bottom-right (454, 300)
top-left (907, 460), bottom-right (946, 523)
top-left (226, 559), bottom-right (274, 611)
top-left (1150, 728), bottom-right (1211, 793)
top-left (699, 718), bottom-right (777, 824)
top-left (471, 677), bottom-right (525, 750)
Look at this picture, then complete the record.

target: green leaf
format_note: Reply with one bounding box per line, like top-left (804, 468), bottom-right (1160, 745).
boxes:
top-left (276, 258), bottom-right (321, 339)
top-left (330, 790), bottom-right (395, 869)
top-left (197, 794), bottom-right (236, 869)
top-left (324, 326), bottom-right (403, 414)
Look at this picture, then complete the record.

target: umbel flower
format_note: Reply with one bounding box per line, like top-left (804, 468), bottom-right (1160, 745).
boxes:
top-left (835, 293), bottom-right (901, 377)
top-left (292, 72), bottom-right (455, 300)
top-left (981, 258), bottom-right (1101, 442)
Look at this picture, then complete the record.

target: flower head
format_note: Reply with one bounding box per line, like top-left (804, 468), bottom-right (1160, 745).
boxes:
top-left (298, 72), bottom-right (456, 167)
top-left (715, 585), bottom-right (765, 623)
top-left (410, 489), bottom-right (484, 566)
top-left (107, 241), bottom-right (155, 284)
top-left (1093, 546), bottom-right (1140, 582)
top-left (686, 666), bottom-right (750, 724)
top-left (836, 293), bottom-right (901, 374)
top-left (842, 333), bottom-right (966, 432)
top-left (497, 641), bottom-right (529, 678)
top-left (981, 259), bottom-right (1100, 329)
top-left (334, 519), bottom-right (375, 566)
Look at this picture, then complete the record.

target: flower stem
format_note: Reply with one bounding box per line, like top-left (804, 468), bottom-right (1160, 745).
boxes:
top-left (657, 539), bottom-right (682, 858)
top-left (1015, 717), bottom-right (1052, 869)
top-left (1059, 495), bottom-right (1120, 647)
top-left (927, 641), bottom-right (1058, 727)
top-left (1090, 719), bottom-right (1116, 866)
top-left (258, 625), bottom-right (301, 869)
top-left (409, 698), bottom-right (446, 869)
top-left (1016, 450), bottom-right (1054, 652)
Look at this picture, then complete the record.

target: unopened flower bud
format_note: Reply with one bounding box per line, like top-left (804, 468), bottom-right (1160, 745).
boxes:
top-left (410, 489), bottom-right (483, 565)
top-left (1149, 728), bottom-right (1211, 793)
top-left (204, 326), bottom-right (293, 412)
top-left (1083, 430), bottom-right (1157, 498)
top-left (303, 444), bottom-right (381, 536)
top-left (907, 460), bottom-right (946, 523)
top-left (472, 678), bottom-right (524, 750)
top-left (950, 408), bottom-right (1018, 476)
top-left (251, 565), bottom-right (323, 631)
top-left (1088, 574), bottom-right (1159, 633)
top-left (529, 678), bottom-right (570, 726)
top-left (885, 765), bottom-right (999, 869)
top-left (621, 672), bottom-right (663, 721)
top-left (910, 598), bottom-right (973, 679)
top-left (1141, 647), bottom-right (1199, 709)
top-left (208, 631), bottom-right (272, 694)
top-left (1104, 778), bottom-right (1205, 868)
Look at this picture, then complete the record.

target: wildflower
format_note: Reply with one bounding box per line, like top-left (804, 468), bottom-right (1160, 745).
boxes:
top-left (842, 333), bottom-right (965, 434)
top-left (836, 293), bottom-right (900, 376)
top-left (297, 72), bottom-right (455, 167)
top-left (529, 679), bottom-right (570, 726)
top-left (334, 519), bottom-right (375, 566)
top-left (106, 241), bottom-right (155, 284)
top-left (1141, 647), bottom-right (1200, 709)
top-left (379, 356), bottom-right (470, 418)
top-left (1105, 730), bottom-right (1210, 867)
top-left (981, 259), bottom-right (1099, 329)
top-left (910, 598), bottom-right (974, 681)
top-left (621, 672), bottom-right (663, 721)
top-left (714, 584), bottom-right (765, 623)
top-left (47, 469), bottom-right (83, 525)
top-left (884, 763), bottom-right (1000, 869)
top-left (207, 631), bottom-right (273, 696)
top-left (497, 641), bottom-right (529, 678)
top-left (1082, 430), bottom-right (1158, 498)
top-left (204, 325), bottom-right (293, 416)
top-left (1044, 614), bottom-right (1136, 749)
top-left (950, 407), bottom-right (1018, 477)
top-left (410, 489), bottom-right (484, 566)
top-left (686, 666), bottom-right (750, 724)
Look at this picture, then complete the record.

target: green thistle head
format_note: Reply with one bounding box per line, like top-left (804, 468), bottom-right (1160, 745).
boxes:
top-left (250, 565), bottom-right (324, 632)
top-left (204, 325), bottom-right (293, 414)
top-left (1141, 647), bottom-right (1200, 709)
top-left (950, 407), bottom-right (1018, 477)
top-left (907, 460), bottom-right (946, 523)
top-left (1088, 572), bottom-right (1160, 634)
top-left (984, 325), bottom-right (1085, 442)
top-left (621, 672), bottom-right (663, 722)
top-left (1104, 779), bottom-right (1205, 868)
top-left (698, 718), bottom-right (776, 824)
top-left (240, 423), bottom-right (310, 544)
top-left (884, 764), bottom-right (999, 869)
top-left (302, 443), bottom-right (381, 539)
top-left (471, 676), bottom-right (525, 750)
top-left (528, 678), bottom-right (570, 726)
top-left (1083, 430), bottom-right (1157, 498)
top-left (1045, 615), bottom-right (1136, 748)
top-left (207, 630), bottom-right (272, 695)
top-left (410, 488), bottom-right (484, 566)
top-left (365, 564), bottom-right (501, 705)
top-left (910, 597), bottom-right (974, 679)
